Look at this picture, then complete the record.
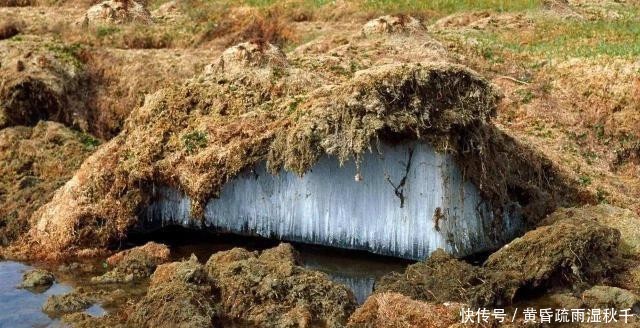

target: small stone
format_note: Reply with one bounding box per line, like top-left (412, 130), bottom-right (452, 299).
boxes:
top-left (42, 292), bottom-right (92, 317)
top-left (19, 268), bottom-right (54, 289)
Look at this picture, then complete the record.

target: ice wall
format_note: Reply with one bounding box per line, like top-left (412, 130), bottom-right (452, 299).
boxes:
top-left (142, 142), bottom-right (524, 260)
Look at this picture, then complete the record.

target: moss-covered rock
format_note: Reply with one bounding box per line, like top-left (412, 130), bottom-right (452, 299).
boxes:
top-left (42, 291), bottom-right (93, 317)
top-left (541, 204), bottom-right (640, 256)
top-left (19, 268), bottom-right (54, 289)
top-left (128, 281), bottom-right (217, 328)
top-left (150, 254), bottom-right (206, 286)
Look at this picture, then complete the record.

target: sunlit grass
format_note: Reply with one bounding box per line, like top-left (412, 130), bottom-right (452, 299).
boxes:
top-left (361, 0), bottom-right (542, 13)
top-left (463, 14), bottom-right (640, 59)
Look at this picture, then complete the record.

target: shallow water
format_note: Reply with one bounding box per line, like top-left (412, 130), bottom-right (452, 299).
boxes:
top-left (0, 233), bottom-right (409, 327)
top-left (133, 229), bottom-right (411, 304)
top-left (0, 261), bottom-right (106, 328)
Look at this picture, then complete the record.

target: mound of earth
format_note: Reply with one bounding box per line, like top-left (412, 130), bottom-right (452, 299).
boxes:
top-left (378, 210), bottom-right (623, 307)
top-left (0, 121), bottom-right (95, 247)
top-left (129, 281), bottom-right (216, 328)
top-left (0, 21), bottom-right (20, 40)
top-left (78, 0), bottom-right (152, 26)
top-left (14, 16), bottom-right (580, 260)
top-left (432, 11), bottom-right (532, 31)
top-left (376, 249), bottom-right (520, 307)
top-left (347, 292), bottom-right (461, 328)
top-left (206, 243), bottom-right (357, 327)
top-left (150, 253), bottom-right (207, 286)
top-left (151, 0), bottom-right (182, 22)
top-left (0, 38), bottom-right (89, 131)
top-left (92, 242), bottom-right (170, 283)
top-left (485, 215), bottom-right (621, 288)
top-left (361, 14), bottom-right (425, 36)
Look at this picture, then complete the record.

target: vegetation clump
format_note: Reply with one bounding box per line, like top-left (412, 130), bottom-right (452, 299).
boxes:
top-left (347, 292), bottom-right (461, 328)
top-left (206, 243), bottom-right (357, 327)
top-left (92, 242), bottom-right (170, 283)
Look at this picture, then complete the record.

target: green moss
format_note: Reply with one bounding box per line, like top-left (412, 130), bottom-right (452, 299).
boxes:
top-left (78, 132), bottom-right (101, 151)
top-left (182, 131), bottom-right (208, 154)
top-left (45, 43), bottom-right (85, 69)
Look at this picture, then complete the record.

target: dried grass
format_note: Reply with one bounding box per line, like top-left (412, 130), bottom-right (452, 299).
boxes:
top-left (348, 292), bottom-right (461, 328)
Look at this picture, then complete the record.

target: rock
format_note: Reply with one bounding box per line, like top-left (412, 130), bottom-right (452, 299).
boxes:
top-left (42, 291), bottom-right (93, 317)
top-left (347, 292), bottom-right (461, 328)
top-left (361, 15), bottom-right (425, 36)
top-left (582, 286), bottom-right (640, 314)
top-left (376, 249), bottom-right (520, 307)
top-left (92, 242), bottom-right (170, 283)
top-left (150, 254), bottom-right (206, 286)
top-left (484, 217), bottom-right (621, 288)
top-left (206, 243), bottom-right (357, 327)
top-left (79, 0), bottom-right (152, 26)
top-left (19, 268), bottom-right (54, 289)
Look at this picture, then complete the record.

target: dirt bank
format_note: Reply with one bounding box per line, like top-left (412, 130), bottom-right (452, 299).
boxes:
top-left (12, 17), bottom-right (582, 260)
top-left (0, 121), bottom-right (95, 247)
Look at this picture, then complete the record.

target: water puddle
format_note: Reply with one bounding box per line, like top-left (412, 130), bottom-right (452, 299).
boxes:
top-left (0, 230), bottom-right (411, 327)
top-left (0, 261), bottom-right (106, 328)
top-left (134, 228), bottom-right (412, 304)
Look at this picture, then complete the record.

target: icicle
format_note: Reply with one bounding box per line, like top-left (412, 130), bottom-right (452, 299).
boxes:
top-left (143, 142), bottom-right (524, 260)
